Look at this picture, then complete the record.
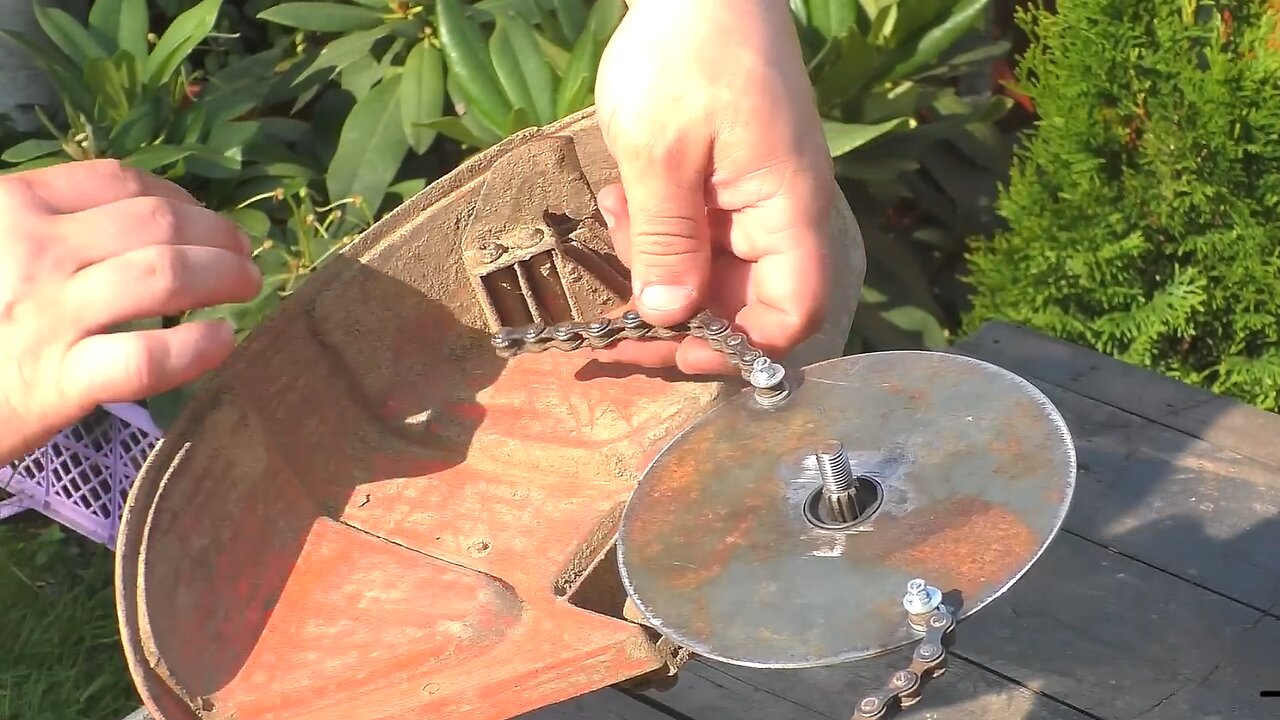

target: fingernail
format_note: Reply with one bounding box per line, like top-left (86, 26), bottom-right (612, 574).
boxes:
top-left (639, 285), bottom-right (693, 312)
top-left (238, 231), bottom-right (252, 254)
top-left (599, 205), bottom-right (616, 230)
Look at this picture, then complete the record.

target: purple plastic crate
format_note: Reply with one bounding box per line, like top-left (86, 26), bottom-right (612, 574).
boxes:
top-left (0, 402), bottom-right (161, 548)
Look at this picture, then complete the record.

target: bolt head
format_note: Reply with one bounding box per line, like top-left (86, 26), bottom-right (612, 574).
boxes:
top-left (902, 582), bottom-right (943, 615)
top-left (749, 361), bottom-right (784, 389)
top-left (859, 698), bottom-right (879, 712)
top-left (891, 670), bottom-right (914, 687)
top-left (907, 578), bottom-right (926, 593)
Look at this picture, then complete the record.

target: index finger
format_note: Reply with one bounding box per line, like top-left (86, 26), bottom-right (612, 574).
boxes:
top-left (1, 158), bottom-right (199, 214)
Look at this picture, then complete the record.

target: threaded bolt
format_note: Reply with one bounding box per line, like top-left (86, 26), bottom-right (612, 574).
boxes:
top-left (814, 440), bottom-right (859, 523)
top-left (815, 440), bottom-right (854, 494)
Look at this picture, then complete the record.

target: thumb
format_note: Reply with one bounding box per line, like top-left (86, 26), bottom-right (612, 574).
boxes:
top-left (614, 143), bottom-right (712, 326)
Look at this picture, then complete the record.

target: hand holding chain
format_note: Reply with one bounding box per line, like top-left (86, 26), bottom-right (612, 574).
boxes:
top-left (490, 309), bottom-right (792, 407)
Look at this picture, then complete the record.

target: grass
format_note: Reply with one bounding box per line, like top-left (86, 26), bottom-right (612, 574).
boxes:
top-left (0, 516), bottom-right (140, 720)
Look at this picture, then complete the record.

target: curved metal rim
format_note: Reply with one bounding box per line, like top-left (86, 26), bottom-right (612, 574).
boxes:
top-left (616, 350), bottom-right (1078, 669)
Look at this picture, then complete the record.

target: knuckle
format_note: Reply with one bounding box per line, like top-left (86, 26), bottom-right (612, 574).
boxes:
top-left (134, 246), bottom-right (186, 296)
top-left (0, 232), bottom-right (59, 316)
top-left (89, 158), bottom-right (147, 197)
top-left (632, 215), bottom-right (703, 254)
top-left (133, 196), bottom-right (180, 240)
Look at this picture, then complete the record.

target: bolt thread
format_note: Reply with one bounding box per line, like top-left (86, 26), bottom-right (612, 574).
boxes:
top-left (815, 443), bottom-right (854, 496)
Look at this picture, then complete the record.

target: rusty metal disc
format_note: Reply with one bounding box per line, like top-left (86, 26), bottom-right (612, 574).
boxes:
top-left (616, 350), bottom-right (1076, 669)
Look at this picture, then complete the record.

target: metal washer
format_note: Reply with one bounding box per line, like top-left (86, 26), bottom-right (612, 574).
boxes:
top-left (616, 350), bottom-right (1077, 669)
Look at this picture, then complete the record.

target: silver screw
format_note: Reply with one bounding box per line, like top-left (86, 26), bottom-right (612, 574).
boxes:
top-left (748, 357), bottom-right (782, 387)
top-left (902, 578), bottom-right (942, 615)
top-left (815, 440), bottom-right (859, 523)
top-left (749, 358), bottom-right (790, 407)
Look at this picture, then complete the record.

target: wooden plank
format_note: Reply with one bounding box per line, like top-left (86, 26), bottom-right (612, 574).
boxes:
top-left (956, 321), bottom-right (1280, 470)
top-left (1032, 379), bottom-right (1280, 610)
top-left (643, 645), bottom-right (1090, 719)
top-left (954, 531), bottom-right (1280, 720)
top-left (518, 689), bottom-right (678, 720)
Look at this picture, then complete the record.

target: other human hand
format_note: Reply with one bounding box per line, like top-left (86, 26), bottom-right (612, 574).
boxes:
top-left (0, 160), bottom-right (262, 463)
top-left (591, 0), bottom-right (835, 374)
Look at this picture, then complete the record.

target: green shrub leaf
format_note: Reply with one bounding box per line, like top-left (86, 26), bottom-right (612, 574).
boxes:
top-left (201, 50), bottom-right (285, 125)
top-left (554, 27), bottom-right (597, 118)
top-left (145, 0), bottom-right (223, 86)
top-left (813, 28), bottom-right (881, 107)
top-left (121, 144), bottom-right (199, 171)
top-left (885, 0), bottom-right (989, 82)
top-left (87, 0), bottom-right (148, 61)
top-left (822, 117), bottom-right (912, 157)
top-left (490, 16), bottom-right (555, 124)
top-left (1, 139), bottom-right (64, 163)
top-left (472, 0), bottom-right (550, 24)
top-left (419, 116), bottom-right (493, 149)
top-left (807, 0), bottom-right (858, 40)
top-left (554, 0), bottom-right (588, 43)
top-left (227, 207), bottom-right (272, 238)
top-left (401, 40), bottom-right (446, 153)
top-left (437, 0), bottom-right (513, 133)
top-left (583, 0), bottom-right (625, 41)
top-left (298, 25), bottom-right (395, 83)
top-left (83, 57), bottom-right (129, 121)
top-left (886, 0), bottom-right (953, 48)
top-left (553, 0), bottom-right (624, 120)
top-left (256, 3), bottom-right (386, 32)
top-left (32, 5), bottom-right (109, 67)
top-left (0, 156), bottom-right (68, 174)
top-left (535, 31), bottom-right (572, 75)
top-left (326, 73), bottom-right (409, 219)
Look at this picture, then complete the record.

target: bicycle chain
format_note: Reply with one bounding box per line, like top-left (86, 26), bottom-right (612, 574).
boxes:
top-left (489, 309), bottom-right (790, 398)
top-left (851, 605), bottom-right (957, 719)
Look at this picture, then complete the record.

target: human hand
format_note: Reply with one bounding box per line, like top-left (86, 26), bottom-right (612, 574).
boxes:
top-left (591, 0), bottom-right (835, 374)
top-left (0, 160), bottom-right (262, 463)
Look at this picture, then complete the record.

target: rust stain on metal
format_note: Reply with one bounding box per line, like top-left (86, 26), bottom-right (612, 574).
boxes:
top-left (1045, 485), bottom-right (1066, 505)
top-left (881, 497), bottom-right (1038, 592)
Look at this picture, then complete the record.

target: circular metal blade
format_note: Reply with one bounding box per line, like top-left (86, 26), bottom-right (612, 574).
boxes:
top-left (616, 350), bottom-right (1076, 669)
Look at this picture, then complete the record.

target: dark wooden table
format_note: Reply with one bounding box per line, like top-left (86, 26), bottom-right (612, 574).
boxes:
top-left (525, 321), bottom-right (1280, 720)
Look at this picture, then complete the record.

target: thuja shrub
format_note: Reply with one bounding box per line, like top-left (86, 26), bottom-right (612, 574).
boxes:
top-left (961, 0), bottom-right (1280, 411)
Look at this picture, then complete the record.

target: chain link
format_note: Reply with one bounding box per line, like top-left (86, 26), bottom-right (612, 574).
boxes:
top-left (490, 309), bottom-right (788, 393)
top-left (851, 605), bottom-right (957, 719)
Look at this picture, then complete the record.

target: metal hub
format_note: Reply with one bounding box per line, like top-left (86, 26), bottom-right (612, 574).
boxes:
top-left (616, 350), bottom-right (1076, 669)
